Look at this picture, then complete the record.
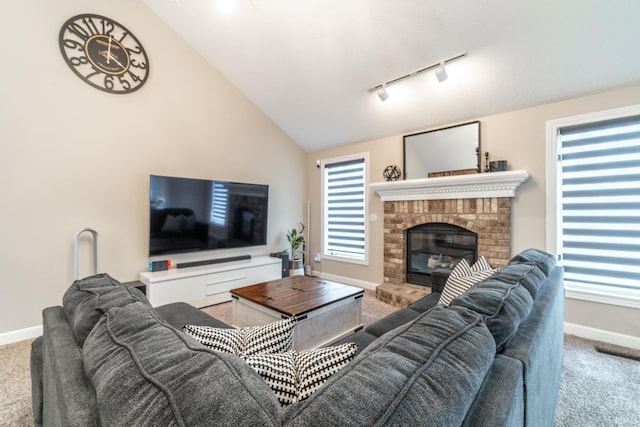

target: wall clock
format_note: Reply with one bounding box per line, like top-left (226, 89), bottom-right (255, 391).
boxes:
top-left (59, 14), bottom-right (149, 94)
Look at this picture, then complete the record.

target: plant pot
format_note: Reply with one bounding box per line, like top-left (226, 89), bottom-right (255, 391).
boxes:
top-left (289, 259), bottom-right (304, 276)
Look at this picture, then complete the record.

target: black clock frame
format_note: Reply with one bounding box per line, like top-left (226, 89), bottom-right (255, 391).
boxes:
top-left (59, 14), bottom-right (149, 94)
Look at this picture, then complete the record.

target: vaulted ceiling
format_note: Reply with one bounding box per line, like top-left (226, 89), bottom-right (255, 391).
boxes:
top-left (143, 0), bottom-right (640, 152)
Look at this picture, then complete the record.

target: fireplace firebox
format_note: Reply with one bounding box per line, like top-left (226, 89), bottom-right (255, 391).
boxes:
top-left (406, 223), bottom-right (477, 286)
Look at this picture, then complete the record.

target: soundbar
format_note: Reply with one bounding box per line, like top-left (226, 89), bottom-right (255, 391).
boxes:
top-left (176, 255), bottom-right (251, 269)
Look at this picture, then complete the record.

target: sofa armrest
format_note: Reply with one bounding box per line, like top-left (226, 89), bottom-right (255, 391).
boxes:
top-left (499, 267), bottom-right (565, 427)
top-left (462, 354), bottom-right (524, 426)
top-left (30, 336), bottom-right (44, 427)
top-left (42, 306), bottom-right (99, 426)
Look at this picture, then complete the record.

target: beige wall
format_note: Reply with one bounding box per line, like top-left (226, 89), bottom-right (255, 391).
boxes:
top-left (2, 1), bottom-right (638, 343)
top-left (0, 0), bottom-right (306, 335)
top-left (307, 84), bottom-right (640, 340)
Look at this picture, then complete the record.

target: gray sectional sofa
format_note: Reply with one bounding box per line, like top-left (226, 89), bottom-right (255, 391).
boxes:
top-left (31, 248), bottom-right (564, 426)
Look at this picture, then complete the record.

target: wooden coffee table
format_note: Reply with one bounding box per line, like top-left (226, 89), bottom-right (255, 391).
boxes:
top-left (231, 276), bottom-right (364, 351)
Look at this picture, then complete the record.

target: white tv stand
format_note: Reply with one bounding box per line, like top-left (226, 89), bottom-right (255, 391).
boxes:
top-left (139, 256), bottom-right (281, 307)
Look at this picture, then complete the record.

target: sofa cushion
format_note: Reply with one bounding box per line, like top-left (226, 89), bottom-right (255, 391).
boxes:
top-left (283, 305), bottom-right (496, 426)
top-left (243, 343), bottom-right (358, 406)
top-left (451, 278), bottom-right (534, 350)
top-left (364, 309), bottom-right (420, 338)
top-left (439, 257), bottom-right (495, 306)
top-left (183, 318), bottom-right (295, 356)
top-left (407, 292), bottom-right (441, 314)
top-left (82, 302), bottom-right (281, 426)
top-left (331, 331), bottom-right (378, 357)
top-left (509, 248), bottom-right (556, 276)
top-left (490, 262), bottom-right (547, 298)
top-left (62, 273), bottom-right (149, 347)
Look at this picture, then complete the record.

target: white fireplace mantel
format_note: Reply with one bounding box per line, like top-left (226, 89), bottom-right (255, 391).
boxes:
top-left (370, 170), bottom-right (529, 201)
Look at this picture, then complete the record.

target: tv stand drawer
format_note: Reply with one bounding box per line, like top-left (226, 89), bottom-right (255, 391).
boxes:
top-left (206, 270), bottom-right (246, 285)
top-left (149, 276), bottom-right (205, 307)
top-left (140, 256), bottom-right (281, 307)
top-left (205, 277), bottom-right (246, 306)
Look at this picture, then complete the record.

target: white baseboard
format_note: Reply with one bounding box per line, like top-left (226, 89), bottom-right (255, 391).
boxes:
top-left (564, 322), bottom-right (640, 350)
top-left (312, 271), bottom-right (379, 291)
top-left (0, 325), bottom-right (43, 346)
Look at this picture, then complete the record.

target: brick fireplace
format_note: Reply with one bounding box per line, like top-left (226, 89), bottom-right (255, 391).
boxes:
top-left (383, 197), bottom-right (511, 286)
top-left (370, 170), bottom-right (529, 306)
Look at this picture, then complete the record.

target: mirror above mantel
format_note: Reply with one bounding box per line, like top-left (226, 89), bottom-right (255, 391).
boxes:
top-left (403, 121), bottom-right (480, 179)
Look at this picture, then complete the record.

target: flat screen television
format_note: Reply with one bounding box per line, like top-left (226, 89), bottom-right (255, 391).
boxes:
top-left (149, 175), bottom-right (269, 256)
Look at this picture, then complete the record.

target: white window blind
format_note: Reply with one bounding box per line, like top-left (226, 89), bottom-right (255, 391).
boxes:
top-left (560, 116), bottom-right (640, 294)
top-left (323, 156), bottom-right (367, 262)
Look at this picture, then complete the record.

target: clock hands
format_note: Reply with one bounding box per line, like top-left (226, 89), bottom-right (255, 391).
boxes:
top-left (106, 51), bottom-right (127, 71)
top-left (105, 35), bottom-right (127, 71)
top-left (106, 35), bottom-right (112, 64)
top-left (96, 36), bottom-right (127, 71)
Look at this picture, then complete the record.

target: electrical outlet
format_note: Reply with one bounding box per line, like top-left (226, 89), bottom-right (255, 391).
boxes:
top-left (314, 253), bottom-right (321, 262)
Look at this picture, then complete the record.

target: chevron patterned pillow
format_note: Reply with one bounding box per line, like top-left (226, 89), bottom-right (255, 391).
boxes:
top-left (242, 342), bottom-right (358, 406)
top-left (183, 317), bottom-right (295, 356)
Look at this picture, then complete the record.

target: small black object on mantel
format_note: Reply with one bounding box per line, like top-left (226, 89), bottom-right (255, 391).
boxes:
top-left (490, 160), bottom-right (508, 172)
top-left (484, 152), bottom-right (508, 172)
top-left (383, 165), bottom-right (402, 181)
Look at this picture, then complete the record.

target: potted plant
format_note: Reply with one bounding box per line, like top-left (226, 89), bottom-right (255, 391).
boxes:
top-left (286, 226), bottom-right (305, 276)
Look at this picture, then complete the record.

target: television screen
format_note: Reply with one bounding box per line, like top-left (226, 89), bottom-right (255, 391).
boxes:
top-left (149, 175), bottom-right (269, 256)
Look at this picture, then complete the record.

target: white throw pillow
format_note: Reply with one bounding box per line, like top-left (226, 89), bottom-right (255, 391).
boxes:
top-left (242, 343), bottom-right (358, 406)
top-left (438, 257), bottom-right (495, 306)
top-left (183, 318), bottom-right (295, 356)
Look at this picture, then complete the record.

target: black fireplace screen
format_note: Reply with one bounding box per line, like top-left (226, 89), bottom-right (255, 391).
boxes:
top-left (406, 223), bottom-right (477, 286)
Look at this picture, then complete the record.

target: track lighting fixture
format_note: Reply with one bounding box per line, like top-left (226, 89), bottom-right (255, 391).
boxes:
top-left (377, 84), bottom-right (389, 102)
top-left (434, 61), bottom-right (448, 82)
top-left (368, 52), bottom-right (465, 101)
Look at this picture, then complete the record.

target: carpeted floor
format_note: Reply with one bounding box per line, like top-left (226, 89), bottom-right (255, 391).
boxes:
top-left (554, 335), bottom-right (640, 426)
top-left (1, 292), bottom-right (639, 426)
top-left (0, 339), bottom-right (33, 427)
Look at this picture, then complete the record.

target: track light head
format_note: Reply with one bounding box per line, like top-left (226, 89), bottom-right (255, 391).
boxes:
top-left (368, 53), bottom-right (464, 97)
top-left (435, 62), bottom-right (448, 82)
top-left (377, 84), bottom-right (389, 102)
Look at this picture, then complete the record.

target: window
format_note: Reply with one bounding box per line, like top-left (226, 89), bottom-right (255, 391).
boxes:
top-left (547, 105), bottom-right (640, 308)
top-left (321, 154), bottom-right (368, 264)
